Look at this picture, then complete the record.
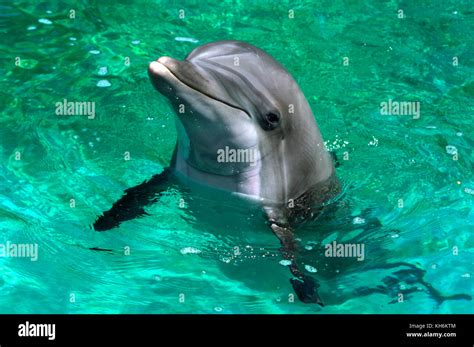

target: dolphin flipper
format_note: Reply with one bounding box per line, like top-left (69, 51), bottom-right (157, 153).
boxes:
top-left (93, 169), bottom-right (171, 231)
top-left (270, 223), bottom-right (324, 306)
top-left (290, 274), bottom-right (323, 304)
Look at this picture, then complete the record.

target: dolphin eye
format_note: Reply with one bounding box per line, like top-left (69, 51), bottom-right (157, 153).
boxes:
top-left (267, 113), bottom-right (279, 123)
top-left (264, 112), bottom-right (280, 130)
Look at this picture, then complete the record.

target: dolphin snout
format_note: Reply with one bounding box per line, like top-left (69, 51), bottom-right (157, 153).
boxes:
top-left (148, 57), bottom-right (183, 87)
top-left (149, 56), bottom-right (178, 75)
top-left (149, 56), bottom-right (219, 105)
top-left (148, 55), bottom-right (176, 74)
top-left (157, 56), bottom-right (172, 65)
top-left (148, 60), bottom-right (166, 75)
top-left (148, 58), bottom-right (176, 96)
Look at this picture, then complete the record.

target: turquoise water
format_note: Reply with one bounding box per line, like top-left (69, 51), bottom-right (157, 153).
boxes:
top-left (0, 0), bottom-right (473, 313)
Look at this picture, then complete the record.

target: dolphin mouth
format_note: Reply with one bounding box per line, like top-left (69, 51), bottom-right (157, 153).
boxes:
top-left (148, 58), bottom-right (251, 118)
top-left (148, 59), bottom-right (180, 92)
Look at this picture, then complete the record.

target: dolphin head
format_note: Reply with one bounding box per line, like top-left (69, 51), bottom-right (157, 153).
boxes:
top-left (148, 40), bottom-right (334, 202)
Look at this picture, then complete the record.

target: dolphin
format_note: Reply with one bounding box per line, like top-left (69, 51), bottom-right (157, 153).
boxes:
top-left (94, 40), bottom-right (340, 304)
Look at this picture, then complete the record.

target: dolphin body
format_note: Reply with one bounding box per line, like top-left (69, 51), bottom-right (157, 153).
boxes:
top-left (94, 41), bottom-right (340, 304)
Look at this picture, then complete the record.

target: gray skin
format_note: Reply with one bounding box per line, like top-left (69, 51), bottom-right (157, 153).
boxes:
top-left (147, 40), bottom-right (339, 304)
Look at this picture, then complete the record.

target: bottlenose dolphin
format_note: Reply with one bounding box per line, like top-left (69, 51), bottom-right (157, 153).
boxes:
top-left (94, 40), bottom-right (340, 304)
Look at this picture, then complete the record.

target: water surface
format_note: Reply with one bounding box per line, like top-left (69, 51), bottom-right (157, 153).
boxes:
top-left (0, 0), bottom-right (472, 313)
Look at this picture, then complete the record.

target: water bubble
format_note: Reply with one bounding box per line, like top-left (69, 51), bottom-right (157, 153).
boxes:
top-left (305, 265), bottom-right (318, 273)
top-left (131, 40), bottom-right (140, 45)
top-left (464, 187), bottom-right (474, 195)
top-left (98, 66), bottom-right (108, 76)
top-left (368, 136), bottom-right (379, 147)
top-left (445, 145), bottom-right (457, 155)
top-left (456, 132), bottom-right (462, 137)
top-left (214, 306), bottom-right (223, 312)
top-left (89, 49), bottom-right (100, 55)
top-left (180, 247), bottom-right (201, 255)
top-left (175, 36), bottom-right (199, 43)
top-left (96, 80), bottom-right (111, 88)
top-left (304, 245), bottom-right (313, 250)
top-left (279, 260), bottom-right (292, 266)
top-left (27, 25), bottom-right (37, 30)
top-left (352, 217), bottom-right (366, 225)
top-left (69, 37), bottom-right (77, 41)
top-left (17, 59), bottom-right (38, 69)
top-left (38, 18), bottom-right (53, 25)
